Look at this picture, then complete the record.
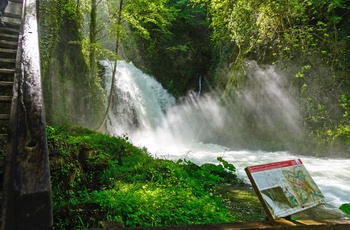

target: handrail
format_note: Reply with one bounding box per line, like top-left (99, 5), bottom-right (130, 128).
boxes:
top-left (1, 0), bottom-right (53, 229)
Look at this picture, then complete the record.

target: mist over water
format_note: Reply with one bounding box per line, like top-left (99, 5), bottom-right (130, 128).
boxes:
top-left (219, 61), bottom-right (304, 149)
top-left (100, 60), bottom-right (227, 147)
top-left (237, 61), bottom-right (301, 132)
top-left (101, 60), bottom-right (350, 210)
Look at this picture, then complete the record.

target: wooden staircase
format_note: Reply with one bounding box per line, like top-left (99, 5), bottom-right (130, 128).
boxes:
top-left (0, 2), bottom-right (21, 141)
top-left (0, 0), bottom-right (23, 227)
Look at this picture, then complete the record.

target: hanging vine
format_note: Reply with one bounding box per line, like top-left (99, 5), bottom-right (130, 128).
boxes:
top-left (97, 0), bottom-right (124, 131)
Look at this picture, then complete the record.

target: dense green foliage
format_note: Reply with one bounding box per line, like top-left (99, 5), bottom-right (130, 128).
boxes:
top-left (123, 0), bottom-right (212, 96)
top-left (6, 1), bottom-right (349, 228)
top-left (48, 126), bottom-right (238, 229)
top-left (339, 203), bottom-right (350, 218)
top-left (187, 0), bottom-right (350, 155)
top-left (103, 0), bottom-right (350, 156)
top-left (38, 0), bottom-right (350, 154)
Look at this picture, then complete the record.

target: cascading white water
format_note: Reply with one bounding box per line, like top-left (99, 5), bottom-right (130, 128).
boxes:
top-left (198, 75), bottom-right (202, 97)
top-left (100, 60), bottom-right (176, 135)
top-left (101, 59), bottom-right (350, 212)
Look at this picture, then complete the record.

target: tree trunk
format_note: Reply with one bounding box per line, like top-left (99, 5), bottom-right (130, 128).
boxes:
top-left (97, 0), bottom-right (123, 131)
top-left (89, 0), bottom-right (97, 82)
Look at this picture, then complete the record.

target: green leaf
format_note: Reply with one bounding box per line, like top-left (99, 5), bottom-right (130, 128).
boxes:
top-left (340, 203), bottom-right (350, 217)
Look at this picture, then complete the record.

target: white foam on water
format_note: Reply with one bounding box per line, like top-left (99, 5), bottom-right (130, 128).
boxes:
top-left (101, 59), bottom-right (350, 210)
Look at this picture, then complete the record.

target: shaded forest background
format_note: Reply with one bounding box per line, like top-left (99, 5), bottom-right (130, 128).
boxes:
top-left (38, 0), bottom-right (350, 157)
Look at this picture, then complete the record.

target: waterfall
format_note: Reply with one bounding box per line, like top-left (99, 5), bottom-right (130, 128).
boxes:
top-left (100, 60), bottom-right (176, 135)
top-left (198, 75), bottom-right (202, 97)
top-left (100, 60), bottom-right (226, 148)
top-left (100, 60), bottom-right (350, 211)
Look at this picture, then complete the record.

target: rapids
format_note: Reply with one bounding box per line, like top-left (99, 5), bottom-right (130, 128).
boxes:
top-left (100, 60), bottom-right (350, 210)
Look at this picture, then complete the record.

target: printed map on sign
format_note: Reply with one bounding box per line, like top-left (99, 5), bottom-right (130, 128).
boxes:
top-left (245, 159), bottom-right (326, 219)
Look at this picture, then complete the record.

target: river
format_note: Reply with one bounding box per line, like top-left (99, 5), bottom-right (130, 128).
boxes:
top-left (100, 60), bottom-right (350, 210)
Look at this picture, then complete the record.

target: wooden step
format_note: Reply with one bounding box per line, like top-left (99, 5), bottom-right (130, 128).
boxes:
top-left (0, 21), bottom-right (21, 30)
top-left (0, 47), bottom-right (17, 54)
top-left (0, 40), bottom-right (18, 49)
top-left (0, 96), bottom-right (12, 102)
top-left (0, 58), bottom-right (16, 63)
top-left (0, 33), bottom-right (19, 42)
top-left (0, 59), bottom-right (16, 69)
top-left (0, 69), bottom-right (15, 74)
top-left (0, 81), bottom-right (13, 87)
top-left (0, 53), bottom-right (17, 60)
top-left (0, 134), bottom-right (7, 140)
top-left (0, 26), bottom-right (20, 35)
top-left (0, 48), bottom-right (17, 60)
top-left (0, 114), bottom-right (10, 120)
top-left (9, 0), bottom-right (23, 4)
top-left (3, 12), bottom-right (22, 20)
top-left (0, 59), bottom-right (16, 71)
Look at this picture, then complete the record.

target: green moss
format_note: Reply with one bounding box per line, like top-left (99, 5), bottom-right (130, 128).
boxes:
top-left (39, 0), bottom-right (105, 129)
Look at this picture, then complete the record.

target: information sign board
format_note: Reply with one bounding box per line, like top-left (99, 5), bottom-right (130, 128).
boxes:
top-left (245, 159), bottom-right (326, 220)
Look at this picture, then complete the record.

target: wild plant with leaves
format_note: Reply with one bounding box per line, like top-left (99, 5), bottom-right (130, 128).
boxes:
top-left (47, 125), bottom-right (239, 229)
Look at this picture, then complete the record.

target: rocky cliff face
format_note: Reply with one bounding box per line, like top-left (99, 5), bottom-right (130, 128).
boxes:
top-left (39, 0), bottom-right (105, 129)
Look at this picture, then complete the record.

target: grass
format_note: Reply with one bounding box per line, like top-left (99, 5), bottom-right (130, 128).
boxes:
top-left (7, 124), bottom-right (347, 228)
top-left (47, 125), bottom-right (241, 229)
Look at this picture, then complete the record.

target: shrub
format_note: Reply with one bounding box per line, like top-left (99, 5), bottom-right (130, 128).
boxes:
top-left (48, 125), bottom-right (238, 229)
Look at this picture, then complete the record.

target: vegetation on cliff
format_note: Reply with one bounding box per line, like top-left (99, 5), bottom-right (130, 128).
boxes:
top-left (199, 0), bottom-right (350, 156)
top-left (38, 0), bottom-right (350, 156)
top-left (39, 0), bottom-right (105, 128)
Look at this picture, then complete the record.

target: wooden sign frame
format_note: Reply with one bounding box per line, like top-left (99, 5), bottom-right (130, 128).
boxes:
top-left (245, 159), bottom-right (326, 221)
